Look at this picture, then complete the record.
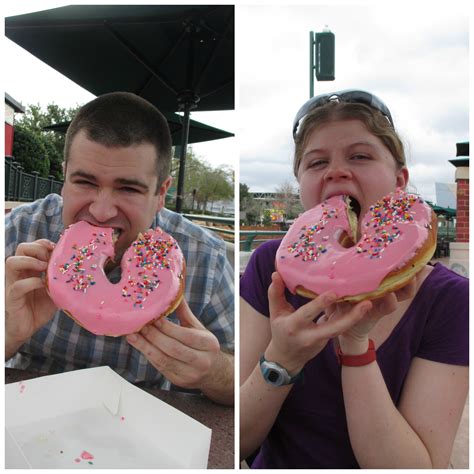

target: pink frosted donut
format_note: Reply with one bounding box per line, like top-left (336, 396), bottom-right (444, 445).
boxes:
top-left (47, 221), bottom-right (185, 336)
top-left (276, 189), bottom-right (437, 302)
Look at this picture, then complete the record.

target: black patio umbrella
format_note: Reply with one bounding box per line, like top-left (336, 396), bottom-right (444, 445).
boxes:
top-left (5, 4), bottom-right (234, 212)
top-left (42, 113), bottom-right (234, 146)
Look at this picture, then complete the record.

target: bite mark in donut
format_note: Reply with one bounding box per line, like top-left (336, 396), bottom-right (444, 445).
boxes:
top-left (46, 221), bottom-right (185, 336)
top-left (276, 189), bottom-right (437, 302)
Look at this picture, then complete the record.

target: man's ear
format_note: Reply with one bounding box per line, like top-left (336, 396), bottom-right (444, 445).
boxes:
top-left (396, 167), bottom-right (409, 189)
top-left (157, 176), bottom-right (172, 211)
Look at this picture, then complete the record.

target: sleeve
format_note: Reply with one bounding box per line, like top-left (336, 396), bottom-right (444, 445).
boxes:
top-left (200, 249), bottom-right (235, 352)
top-left (416, 269), bottom-right (469, 366)
top-left (240, 240), bottom-right (279, 317)
top-left (5, 210), bottom-right (20, 259)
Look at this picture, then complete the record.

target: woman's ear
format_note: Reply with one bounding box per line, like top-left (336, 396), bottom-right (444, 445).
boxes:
top-left (396, 167), bottom-right (409, 189)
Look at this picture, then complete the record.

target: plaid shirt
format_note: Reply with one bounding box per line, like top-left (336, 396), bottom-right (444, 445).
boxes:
top-left (5, 194), bottom-right (234, 388)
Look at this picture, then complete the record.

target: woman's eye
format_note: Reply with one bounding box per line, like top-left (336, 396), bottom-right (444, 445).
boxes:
top-left (351, 154), bottom-right (370, 161)
top-left (308, 159), bottom-right (327, 168)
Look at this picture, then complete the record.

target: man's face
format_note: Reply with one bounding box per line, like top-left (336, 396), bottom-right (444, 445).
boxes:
top-left (62, 130), bottom-right (171, 260)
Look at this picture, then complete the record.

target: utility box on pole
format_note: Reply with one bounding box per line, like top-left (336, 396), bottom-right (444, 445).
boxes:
top-left (310, 27), bottom-right (335, 97)
top-left (315, 30), bottom-right (335, 81)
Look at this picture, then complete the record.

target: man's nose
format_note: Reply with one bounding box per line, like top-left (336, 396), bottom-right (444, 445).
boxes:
top-left (324, 158), bottom-right (352, 181)
top-left (88, 193), bottom-right (118, 222)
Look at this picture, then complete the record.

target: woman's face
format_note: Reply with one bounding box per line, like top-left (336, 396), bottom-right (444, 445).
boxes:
top-left (297, 119), bottom-right (408, 220)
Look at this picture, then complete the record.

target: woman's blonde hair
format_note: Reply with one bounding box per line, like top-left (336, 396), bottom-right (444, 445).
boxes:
top-left (293, 101), bottom-right (406, 177)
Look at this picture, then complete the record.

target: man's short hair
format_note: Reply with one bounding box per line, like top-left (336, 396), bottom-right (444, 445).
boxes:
top-left (64, 92), bottom-right (172, 189)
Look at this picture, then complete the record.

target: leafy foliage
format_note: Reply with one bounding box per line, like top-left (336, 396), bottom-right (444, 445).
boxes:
top-left (13, 103), bottom-right (80, 179)
top-left (171, 147), bottom-right (234, 213)
top-left (12, 125), bottom-right (50, 177)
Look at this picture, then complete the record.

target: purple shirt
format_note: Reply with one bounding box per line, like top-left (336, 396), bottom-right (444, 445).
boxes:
top-left (241, 240), bottom-right (469, 469)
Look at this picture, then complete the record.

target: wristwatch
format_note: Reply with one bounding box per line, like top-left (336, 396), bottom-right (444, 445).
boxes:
top-left (259, 355), bottom-right (304, 386)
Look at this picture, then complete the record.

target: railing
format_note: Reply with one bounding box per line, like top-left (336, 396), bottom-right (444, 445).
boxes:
top-left (182, 213), bottom-right (235, 242)
top-left (240, 230), bottom-right (287, 251)
top-left (5, 155), bottom-right (63, 202)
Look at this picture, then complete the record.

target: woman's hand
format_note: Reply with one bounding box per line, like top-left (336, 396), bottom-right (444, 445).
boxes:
top-left (333, 277), bottom-right (418, 354)
top-left (264, 272), bottom-right (371, 374)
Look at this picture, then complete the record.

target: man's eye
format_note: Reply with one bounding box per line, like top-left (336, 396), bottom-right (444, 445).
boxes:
top-left (75, 180), bottom-right (96, 186)
top-left (121, 187), bottom-right (140, 193)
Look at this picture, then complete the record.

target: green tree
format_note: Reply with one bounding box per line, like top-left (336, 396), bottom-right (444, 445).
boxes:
top-left (13, 103), bottom-right (80, 179)
top-left (171, 148), bottom-right (234, 212)
top-left (12, 125), bottom-right (50, 177)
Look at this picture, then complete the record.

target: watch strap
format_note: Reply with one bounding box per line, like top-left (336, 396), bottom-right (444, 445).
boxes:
top-left (336, 339), bottom-right (376, 366)
top-left (259, 355), bottom-right (304, 385)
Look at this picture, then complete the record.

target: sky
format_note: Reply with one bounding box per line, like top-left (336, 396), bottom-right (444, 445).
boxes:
top-left (2, 0), bottom-right (237, 171)
top-left (3, 2), bottom-right (470, 204)
top-left (238, 4), bottom-right (469, 204)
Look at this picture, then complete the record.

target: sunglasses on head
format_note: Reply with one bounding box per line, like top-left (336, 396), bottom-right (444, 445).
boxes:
top-left (292, 89), bottom-right (394, 139)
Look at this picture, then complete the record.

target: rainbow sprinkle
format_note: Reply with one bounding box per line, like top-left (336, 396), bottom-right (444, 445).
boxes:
top-left (58, 232), bottom-right (105, 292)
top-left (284, 192), bottom-right (422, 263)
top-left (286, 204), bottom-right (339, 261)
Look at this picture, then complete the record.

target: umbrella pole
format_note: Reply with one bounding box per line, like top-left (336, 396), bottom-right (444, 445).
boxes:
top-left (175, 103), bottom-right (192, 214)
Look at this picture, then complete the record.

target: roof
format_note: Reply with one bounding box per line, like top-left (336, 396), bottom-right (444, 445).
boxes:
top-left (5, 93), bottom-right (25, 113)
top-left (449, 141), bottom-right (469, 167)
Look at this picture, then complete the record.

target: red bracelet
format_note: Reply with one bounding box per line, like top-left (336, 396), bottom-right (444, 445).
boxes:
top-left (336, 339), bottom-right (376, 366)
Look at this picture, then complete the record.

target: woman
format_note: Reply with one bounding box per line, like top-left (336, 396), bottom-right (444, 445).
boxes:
top-left (240, 90), bottom-right (468, 468)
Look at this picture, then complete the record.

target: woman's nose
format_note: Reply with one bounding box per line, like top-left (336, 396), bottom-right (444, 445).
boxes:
top-left (324, 158), bottom-right (352, 181)
top-left (88, 194), bottom-right (118, 222)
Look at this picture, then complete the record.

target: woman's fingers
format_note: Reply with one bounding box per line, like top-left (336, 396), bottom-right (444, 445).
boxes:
top-left (268, 272), bottom-right (296, 319)
top-left (312, 301), bottom-right (372, 339)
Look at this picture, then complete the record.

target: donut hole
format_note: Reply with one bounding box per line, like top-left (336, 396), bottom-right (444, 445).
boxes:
top-left (338, 231), bottom-right (356, 248)
top-left (348, 196), bottom-right (361, 218)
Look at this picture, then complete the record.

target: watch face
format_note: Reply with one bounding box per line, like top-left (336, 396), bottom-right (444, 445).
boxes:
top-left (268, 369), bottom-right (281, 384)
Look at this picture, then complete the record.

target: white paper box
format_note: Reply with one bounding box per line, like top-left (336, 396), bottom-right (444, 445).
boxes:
top-left (5, 366), bottom-right (212, 468)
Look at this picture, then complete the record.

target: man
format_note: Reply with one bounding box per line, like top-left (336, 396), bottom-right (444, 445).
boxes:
top-left (5, 92), bottom-right (234, 405)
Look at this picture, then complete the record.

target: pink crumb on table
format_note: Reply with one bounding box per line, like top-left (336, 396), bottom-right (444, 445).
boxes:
top-left (19, 382), bottom-right (26, 393)
top-left (121, 416), bottom-right (125, 421)
top-left (74, 458), bottom-right (81, 463)
top-left (81, 451), bottom-right (94, 460)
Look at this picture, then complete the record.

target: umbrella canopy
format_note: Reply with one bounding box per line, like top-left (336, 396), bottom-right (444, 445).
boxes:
top-left (5, 5), bottom-right (234, 111)
top-left (42, 114), bottom-right (234, 146)
top-left (6, 4), bottom-right (234, 212)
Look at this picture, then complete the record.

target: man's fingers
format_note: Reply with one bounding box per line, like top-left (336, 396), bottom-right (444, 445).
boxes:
top-left (16, 240), bottom-right (55, 260)
top-left (6, 256), bottom-right (48, 276)
top-left (154, 318), bottom-right (218, 352)
top-left (174, 299), bottom-right (205, 329)
top-left (7, 277), bottom-right (47, 302)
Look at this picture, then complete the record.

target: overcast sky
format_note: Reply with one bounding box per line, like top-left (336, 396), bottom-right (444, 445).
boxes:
top-left (3, 2), bottom-right (470, 204)
top-left (238, 4), bottom-right (469, 203)
top-left (3, 0), bottom-right (237, 171)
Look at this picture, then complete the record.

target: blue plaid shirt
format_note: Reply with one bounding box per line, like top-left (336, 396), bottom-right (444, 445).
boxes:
top-left (5, 194), bottom-right (234, 388)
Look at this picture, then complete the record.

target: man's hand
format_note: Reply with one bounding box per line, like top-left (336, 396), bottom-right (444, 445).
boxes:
top-left (5, 239), bottom-right (57, 359)
top-left (126, 299), bottom-right (234, 405)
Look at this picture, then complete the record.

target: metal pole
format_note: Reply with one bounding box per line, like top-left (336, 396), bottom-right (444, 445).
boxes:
top-left (175, 103), bottom-right (192, 214)
top-left (309, 31), bottom-right (314, 98)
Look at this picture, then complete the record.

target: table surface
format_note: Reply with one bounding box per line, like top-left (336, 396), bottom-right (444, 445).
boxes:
top-left (5, 368), bottom-right (234, 469)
